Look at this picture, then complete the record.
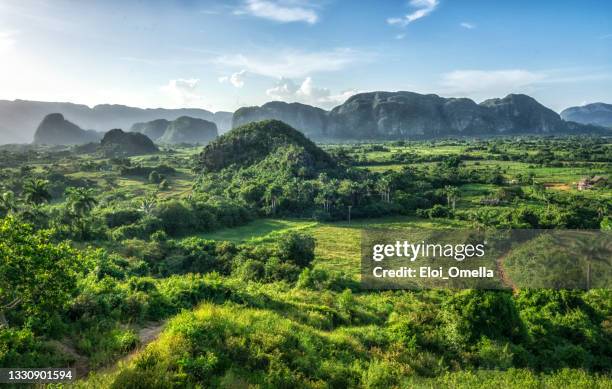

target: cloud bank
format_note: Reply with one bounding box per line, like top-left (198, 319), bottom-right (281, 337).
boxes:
top-left (219, 70), bottom-right (247, 88)
top-left (266, 77), bottom-right (357, 108)
top-left (161, 78), bottom-right (203, 106)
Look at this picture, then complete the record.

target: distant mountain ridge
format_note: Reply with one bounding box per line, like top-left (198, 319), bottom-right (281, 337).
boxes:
top-left (233, 92), bottom-right (608, 139)
top-left (2, 93), bottom-right (608, 144)
top-left (0, 99), bottom-right (232, 144)
top-left (158, 117), bottom-right (218, 144)
top-left (560, 103), bottom-right (612, 127)
top-left (131, 116), bottom-right (218, 144)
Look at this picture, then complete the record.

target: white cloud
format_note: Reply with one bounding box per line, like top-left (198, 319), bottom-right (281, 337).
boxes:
top-left (266, 77), bottom-right (300, 99)
top-left (216, 48), bottom-right (365, 78)
top-left (440, 69), bottom-right (546, 96)
top-left (388, 0), bottom-right (439, 27)
top-left (230, 70), bottom-right (247, 87)
top-left (460, 22), bottom-right (475, 29)
top-left (161, 78), bottom-right (202, 106)
top-left (219, 70), bottom-right (247, 88)
top-left (395, 33), bottom-right (406, 40)
top-left (266, 77), bottom-right (358, 108)
top-left (237, 0), bottom-right (318, 24)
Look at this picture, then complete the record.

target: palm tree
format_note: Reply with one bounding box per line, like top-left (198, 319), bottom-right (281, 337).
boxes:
top-left (23, 179), bottom-right (52, 205)
top-left (0, 191), bottom-right (18, 216)
top-left (444, 185), bottom-right (460, 211)
top-left (65, 187), bottom-right (98, 217)
top-left (263, 184), bottom-right (283, 214)
top-left (139, 194), bottom-right (157, 216)
top-left (65, 187), bottom-right (98, 239)
top-left (376, 177), bottom-right (391, 203)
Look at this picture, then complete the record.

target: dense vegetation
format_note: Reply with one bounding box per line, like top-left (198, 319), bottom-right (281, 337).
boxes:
top-left (0, 121), bottom-right (610, 387)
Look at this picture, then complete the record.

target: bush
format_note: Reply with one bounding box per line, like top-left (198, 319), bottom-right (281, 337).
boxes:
top-left (103, 209), bottom-right (142, 228)
top-left (277, 231), bottom-right (315, 267)
top-left (361, 359), bottom-right (402, 389)
top-left (154, 200), bottom-right (197, 235)
top-left (0, 327), bottom-right (71, 367)
top-left (440, 290), bottom-right (526, 348)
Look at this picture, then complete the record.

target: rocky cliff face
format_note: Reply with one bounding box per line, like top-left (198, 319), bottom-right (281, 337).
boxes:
top-left (33, 113), bottom-right (102, 145)
top-left (328, 92), bottom-right (577, 138)
top-left (231, 92), bottom-right (606, 140)
top-left (157, 116), bottom-right (218, 144)
top-left (232, 101), bottom-right (328, 139)
top-left (479, 94), bottom-right (564, 133)
top-left (561, 103), bottom-right (612, 127)
top-left (328, 92), bottom-right (491, 138)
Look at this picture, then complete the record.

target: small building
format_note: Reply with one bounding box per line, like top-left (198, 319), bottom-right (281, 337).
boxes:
top-left (480, 198), bottom-right (501, 206)
top-left (577, 176), bottom-right (608, 191)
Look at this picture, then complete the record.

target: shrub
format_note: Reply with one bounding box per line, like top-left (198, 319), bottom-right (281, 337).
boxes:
top-left (277, 231), bottom-right (315, 267)
top-left (440, 290), bottom-right (526, 348)
top-left (103, 209), bottom-right (142, 228)
top-left (154, 200), bottom-right (197, 235)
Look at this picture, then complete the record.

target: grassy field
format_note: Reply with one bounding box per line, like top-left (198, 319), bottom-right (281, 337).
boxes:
top-left (199, 216), bottom-right (471, 277)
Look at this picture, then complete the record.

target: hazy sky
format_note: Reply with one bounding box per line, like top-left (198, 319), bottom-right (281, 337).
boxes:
top-left (0, 0), bottom-right (611, 112)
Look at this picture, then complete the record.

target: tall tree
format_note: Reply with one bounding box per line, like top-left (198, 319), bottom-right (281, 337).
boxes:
top-left (23, 179), bottom-right (52, 205)
top-left (445, 185), bottom-right (460, 211)
top-left (139, 194), bottom-right (158, 216)
top-left (65, 187), bottom-right (98, 217)
top-left (0, 191), bottom-right (18, 216)
top-left (65, 187), bottom-right (98, 239)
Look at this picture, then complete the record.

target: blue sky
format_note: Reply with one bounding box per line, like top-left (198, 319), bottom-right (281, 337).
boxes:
top-left (0, 0), bottom-right (611, 112)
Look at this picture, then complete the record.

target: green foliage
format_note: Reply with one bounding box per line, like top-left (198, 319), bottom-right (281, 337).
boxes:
top-left (276, 230), bottom-right (315, 267)
top-left (0, 217), bottom-right (82, 330)
top-left (23, 178), bottom-right (52, 205)
top-left (0, 327), bottom-right (71, 368)
top-left (1, 138), bottom-right (611, 386)
top-left (440, 290), bottom-right (526, 347)
top-left (198, 120), bottom-right (337, 173)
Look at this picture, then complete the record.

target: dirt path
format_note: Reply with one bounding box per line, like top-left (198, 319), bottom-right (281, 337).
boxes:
top-left (117, 321), bottom-right (167, 365)
top-left (496, 251), bottom-right (518, 292)
top-left (136, 321), bottom-right (166, 350)
top-left (50, 320), bottom-right (167, 380)
top-left (47, 340), bottom-right (89, 378)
